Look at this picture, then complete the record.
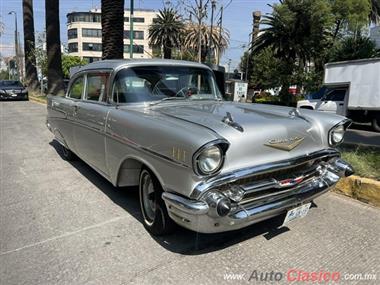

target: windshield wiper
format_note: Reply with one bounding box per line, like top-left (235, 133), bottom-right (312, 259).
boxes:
top-left (148, 97), bottom-right (187, 106)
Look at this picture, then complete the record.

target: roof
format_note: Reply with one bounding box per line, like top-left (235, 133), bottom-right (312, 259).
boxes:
top-left (75, 59), bottom-right (212, 73)
top-left (67, 8), bottom-right (156, 16)
top-left (325, 57), bottom-right (380, 67)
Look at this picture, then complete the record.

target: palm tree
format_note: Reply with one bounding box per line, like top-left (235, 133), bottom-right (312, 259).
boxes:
top-left (148, 8), bottom-right (184, 59)
top-left (252, 1), bottom-right (332, 104)
top-left (370, 0), bottom-right (380, 24)
top-left (101, 0), bottom-right (124, 59)
top-left (23, 0), bottom-right (38, 91)
top-left (182, 23), bottom-right (229, 63)
top-left (45, 0), bottom-right (64, 95)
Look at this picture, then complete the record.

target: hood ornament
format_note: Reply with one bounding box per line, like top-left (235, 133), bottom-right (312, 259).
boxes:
top-left (222, 112), bottom-right (244, 132)
top-left (264, 136), bottom-right (304, 151)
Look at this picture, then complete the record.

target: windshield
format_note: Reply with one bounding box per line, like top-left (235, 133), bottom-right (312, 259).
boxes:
top-left (0, 80), bottom-right (23, 87)
top-left (112, 66), bottom-right (222, 104)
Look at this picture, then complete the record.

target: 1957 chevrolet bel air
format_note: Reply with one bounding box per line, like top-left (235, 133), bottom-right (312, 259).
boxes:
top-left (47, 59), bottom-right (354, 235)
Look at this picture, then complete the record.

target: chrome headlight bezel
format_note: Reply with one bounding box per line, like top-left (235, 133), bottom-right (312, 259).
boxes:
top-left (328, 119), bottom-right (351, 146)
top-left (193, 139), bottom-right (229, 176)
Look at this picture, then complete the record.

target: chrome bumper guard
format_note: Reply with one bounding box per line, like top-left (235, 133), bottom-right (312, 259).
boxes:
top-left (162, 151), bottom-right (354, 233)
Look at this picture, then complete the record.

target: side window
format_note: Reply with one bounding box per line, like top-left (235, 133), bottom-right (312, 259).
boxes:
top-left (68, 76), bottom-right (84, 99)
top-left (85, 73), bottom-right (109, 101)
top-left (326, 89), bottom-right (346, 101)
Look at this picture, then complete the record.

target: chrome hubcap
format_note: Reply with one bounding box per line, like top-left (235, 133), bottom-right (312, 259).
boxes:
top-left (141, 172), bottom-right (156, 223)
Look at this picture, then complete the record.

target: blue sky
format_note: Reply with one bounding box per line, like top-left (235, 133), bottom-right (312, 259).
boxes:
top-left (0, 0), bottom-right (277, 69)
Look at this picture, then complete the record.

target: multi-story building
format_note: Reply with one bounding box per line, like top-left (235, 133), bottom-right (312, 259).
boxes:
top-left (66, 8), bottom-right (158, 62)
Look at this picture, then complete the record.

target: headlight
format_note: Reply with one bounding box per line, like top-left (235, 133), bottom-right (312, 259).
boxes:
top-left (193, 141), bottom-right (228, 176)
top-left (329, 120), bottom-right (351, 146)
top-left (198, 145), bottom-right (222, 174)
top-left (0, 90), bottom-right (5, 94)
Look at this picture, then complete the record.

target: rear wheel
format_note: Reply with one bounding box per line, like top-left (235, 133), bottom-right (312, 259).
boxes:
top-left (61, 145), bottom-right (76, 161)
top-left (139, 168), bottom-right (175, 235)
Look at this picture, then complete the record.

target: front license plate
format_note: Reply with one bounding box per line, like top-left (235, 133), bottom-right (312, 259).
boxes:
top-left (283, 203), bottom-right (311, 225)
top-left (11, 94), bottom-right (17, 97)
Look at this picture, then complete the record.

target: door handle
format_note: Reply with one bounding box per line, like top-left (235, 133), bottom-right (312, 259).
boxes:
top-left (339, 103), bottom-right (344, 106)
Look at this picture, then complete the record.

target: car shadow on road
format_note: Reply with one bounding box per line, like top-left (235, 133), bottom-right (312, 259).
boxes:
top-left (50, 139), bottom-right (301, 256)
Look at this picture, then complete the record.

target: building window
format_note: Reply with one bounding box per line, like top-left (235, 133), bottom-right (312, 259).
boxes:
top-left (83, 57), bottom-right (101, 63)
top-left (82, 28), bottom-right (102, 38)
top-left (124, 17), bottom-right (129, 22)
top-left (83, 43), bottom-right (102, 51)
top-left (68, 28), bottom-right (77, 39)
top-left (68, 42), bottom-right (78, 53)
top-left (133, 17), bottom-right (145, 23)
top-left (123, 30), bottom-right (144, 40)
top-left (67, 12), bottom-right (101, 23)
top-left (124, 44), bottom-right (144, 54)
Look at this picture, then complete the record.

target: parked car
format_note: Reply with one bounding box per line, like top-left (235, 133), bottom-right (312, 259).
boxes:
top-left (297, 58), bottom-right (380, 132)
top-left (47, 59), bottom-right (354, 235)
top-left (0, 80), bottom-right (28, 100)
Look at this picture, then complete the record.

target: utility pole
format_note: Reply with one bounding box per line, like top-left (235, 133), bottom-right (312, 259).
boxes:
top-left (216, 5), bottom-right (223, 65)
top-left (130, 0), bottom-right (134, 59)
top-left (207, 0), bottom-right (216, 64)
top-left (197, 0), bottom-right (203, 63)
top-left (8, 11), bottom-right (18, 80)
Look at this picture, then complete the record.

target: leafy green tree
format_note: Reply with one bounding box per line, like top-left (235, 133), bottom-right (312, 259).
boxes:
top-left (61, 55), bottom-right (87, 79)
top-left (331, 0), bottom-right (371, 39)
top-left (240, 48), bottom-right (282, 90)
top-left (148, 8), bottom-right (184, 59)
top-left (329, 34), bottom-right (380, 61)
top-left (252, 0), bottom-right (333, 104)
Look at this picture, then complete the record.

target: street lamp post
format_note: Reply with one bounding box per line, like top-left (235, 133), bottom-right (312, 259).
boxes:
top-left (8, 11), bottom-right (18, 80)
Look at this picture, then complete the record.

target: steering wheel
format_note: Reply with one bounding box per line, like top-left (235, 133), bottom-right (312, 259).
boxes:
top-left (175, 86), bottom-right (199, 97)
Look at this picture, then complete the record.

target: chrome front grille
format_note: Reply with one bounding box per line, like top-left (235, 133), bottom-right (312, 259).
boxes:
top-left (220, 157), bottom-right (329, 206)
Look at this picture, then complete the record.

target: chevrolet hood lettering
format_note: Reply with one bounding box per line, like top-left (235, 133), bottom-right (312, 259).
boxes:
top-left (264, 136), bottom-right (305, 151)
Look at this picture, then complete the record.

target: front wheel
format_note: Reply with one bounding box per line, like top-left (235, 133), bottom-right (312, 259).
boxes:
top-left (139, 168), bottom-right (175, 235)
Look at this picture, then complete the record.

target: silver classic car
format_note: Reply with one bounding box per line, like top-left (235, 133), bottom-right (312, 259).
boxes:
top-left (47, 59), bottom-right (354, 235)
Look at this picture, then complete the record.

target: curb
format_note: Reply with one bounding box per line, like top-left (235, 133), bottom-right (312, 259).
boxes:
top-left (29, 96), bottom-right (47, 105)
top-left (334, 175), bottom-right (380, 207)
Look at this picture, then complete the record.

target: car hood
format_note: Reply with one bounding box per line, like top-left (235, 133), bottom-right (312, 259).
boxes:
top-left (153, 101), bottom-right (327, 172)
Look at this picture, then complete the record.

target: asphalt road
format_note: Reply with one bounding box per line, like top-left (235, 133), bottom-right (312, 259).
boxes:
top-left (345, 124), bottom-right (380, 147)
top-left (1, 101), bottom-right (379, 285)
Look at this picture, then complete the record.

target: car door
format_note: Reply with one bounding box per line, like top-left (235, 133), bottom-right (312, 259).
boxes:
top-left (317, 88), bottom-right (347, 115)
top-left (50, 75), bottom-right (85, 153)
top-left (74, 71), bottom-right (111, 176)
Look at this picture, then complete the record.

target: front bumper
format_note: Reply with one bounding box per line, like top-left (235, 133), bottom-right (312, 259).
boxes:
top-left (162, 151), bottom-right (353, 233)
top-left (0, 92), bottom-right (28, 100)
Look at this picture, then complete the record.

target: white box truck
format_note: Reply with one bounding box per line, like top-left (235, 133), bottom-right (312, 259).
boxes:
top-left (297, 58), bottom-right (380, 132)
